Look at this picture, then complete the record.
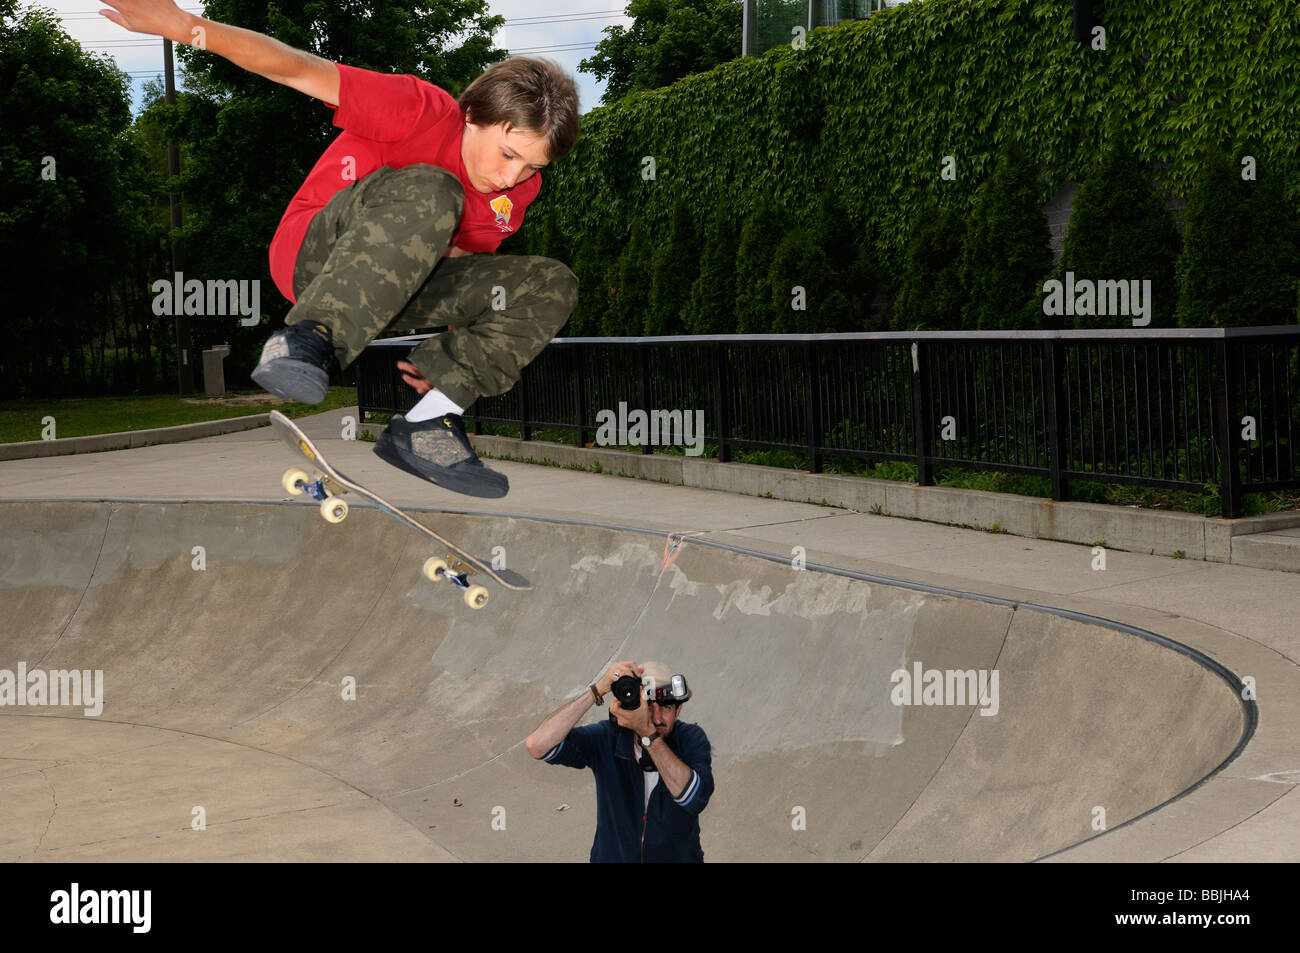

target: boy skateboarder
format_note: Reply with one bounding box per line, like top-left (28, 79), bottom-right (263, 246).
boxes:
top-left (102, 1), bottom-right (581, 499)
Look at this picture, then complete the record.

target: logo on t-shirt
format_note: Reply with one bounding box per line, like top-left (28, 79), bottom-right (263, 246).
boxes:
top-left (490, 194), bottom-right (514, 233)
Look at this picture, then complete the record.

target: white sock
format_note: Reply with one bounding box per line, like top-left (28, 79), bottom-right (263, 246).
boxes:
top-left (406, 388), bottom-right (464, 421)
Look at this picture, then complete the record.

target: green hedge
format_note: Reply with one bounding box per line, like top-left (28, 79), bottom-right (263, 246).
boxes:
top-left (505, 0), bottom-right (1300, 334)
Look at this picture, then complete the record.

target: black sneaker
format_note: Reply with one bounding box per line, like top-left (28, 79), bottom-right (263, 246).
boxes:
top-left (373, 413), bottom-right (509, 499)
top-left (251, 320), bottom-right (334, 403)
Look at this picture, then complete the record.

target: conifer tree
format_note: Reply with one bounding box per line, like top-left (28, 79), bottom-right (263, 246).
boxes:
top-left (647, 197), bottom-right (700, 335)
top-left (1177, 148), bottom-right (1300, 327)
top-left (894, 200), bottom-right (967, 330)
top-left (961, 141), bottom-right (1053, 330)
top-left (603, 217), bottom-right (653, 336)
top-left (1057, 138), bottom-right (1180, 328)
top-left (684, 206), bottom-right (740, 334)
top-left (734, 194), bottom-right (793, 333)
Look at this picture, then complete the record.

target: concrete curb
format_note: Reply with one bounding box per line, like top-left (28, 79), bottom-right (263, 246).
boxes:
top-left (0, 413), bottom-right (270, 461)
top-left (461, 433), bottom-right (1300, 569)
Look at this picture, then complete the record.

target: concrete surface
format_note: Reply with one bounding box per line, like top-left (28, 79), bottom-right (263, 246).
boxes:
top-left (0, 407), bottom-right (1295, 862)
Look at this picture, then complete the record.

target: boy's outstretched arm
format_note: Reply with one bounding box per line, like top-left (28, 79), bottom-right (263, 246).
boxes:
top-left (100, 0), bottom-right (340, 105)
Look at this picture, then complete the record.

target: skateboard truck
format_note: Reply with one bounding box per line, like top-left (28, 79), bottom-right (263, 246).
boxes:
top-left (282, 468), bottom-right (349, 523)
top-left (423, 556), bottom-right (490, 609)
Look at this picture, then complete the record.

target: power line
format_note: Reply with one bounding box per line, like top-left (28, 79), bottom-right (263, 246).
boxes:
top-left (83, 17), bottom-right (621, 47)
top-left (58, 6), bottom-right (626, 19)
top-left (59, 7), bottom-right (628, 25)
top-left (498, 11), bottom-right (630, 25)
top-left (59, 7), bottom-right (203, 18)
top-left (508, 8), bottom-right (627, 19)
top-left (506, 42), bottom-right (601, 54)
top-left (117, 42), bottom-right (603, 69)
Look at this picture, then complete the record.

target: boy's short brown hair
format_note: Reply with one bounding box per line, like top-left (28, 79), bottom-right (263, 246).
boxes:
top-left (458, 57), bottom-right (581, 163)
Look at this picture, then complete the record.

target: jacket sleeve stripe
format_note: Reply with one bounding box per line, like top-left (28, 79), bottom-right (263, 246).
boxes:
top-left (674, 770), bottom-right (700, 807)
top-left (543, 741), bottom-right (565, 762)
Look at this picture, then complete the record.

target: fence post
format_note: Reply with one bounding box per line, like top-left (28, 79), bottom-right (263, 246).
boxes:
top-left (520, 364), bottom-right (532, 442)
top-left (574, 345), bottom-right (588, 447)
top-left (640, 345), bottom-right (652, 454)
top-left (1213, 338), bottom-right (1241, 518)
top-left (1046, 338), bottom-right (1067, 501)
top-left (804, 341), bottom-right (822, 473)
top-left (912, 340), bottom-right (932, 486)
top-left (715, 341), bottom-right (731, 463)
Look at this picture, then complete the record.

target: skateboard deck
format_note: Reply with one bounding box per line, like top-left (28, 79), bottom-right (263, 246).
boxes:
top-left (269, 410), bottom-right (531, 608)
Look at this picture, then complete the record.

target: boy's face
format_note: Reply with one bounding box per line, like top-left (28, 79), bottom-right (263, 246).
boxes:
top-left (461, 111), bottom-right (550, 194)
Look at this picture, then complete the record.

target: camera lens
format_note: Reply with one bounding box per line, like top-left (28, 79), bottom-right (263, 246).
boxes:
top-left (611, 674), bottom-right (642, 710)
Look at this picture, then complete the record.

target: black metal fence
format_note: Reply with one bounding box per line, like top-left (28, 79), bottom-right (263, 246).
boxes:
top-left (356, 328), bottom-right (1300, 518)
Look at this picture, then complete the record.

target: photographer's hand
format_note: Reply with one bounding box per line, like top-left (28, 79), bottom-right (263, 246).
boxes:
top-left (610, 698), bottom-right (655, 737)
top-left (523, 660), bottom-right (642, 759)
top-left (595, 661), bottom-right (642, 698)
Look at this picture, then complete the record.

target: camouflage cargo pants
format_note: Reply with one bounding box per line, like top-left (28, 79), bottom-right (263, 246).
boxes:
top-left (287, 163), bottom-right (578, 409)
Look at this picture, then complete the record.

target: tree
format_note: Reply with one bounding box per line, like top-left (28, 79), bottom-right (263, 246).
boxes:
top-left (803, 187), bottom-right (875, 331)
top-left (567, 226), bottom-right (623, 336)
top-left (733, 194), bottom-right (793, 333)
top-left (0, 2), bottom-right (158, 396)
top-left (961, 141), bottom-right (1053, 330)
top-left (580, 0), bottom-right (741, 106)
top-left (684, 204), bottom-right (740, 334)
top-left (1176, 148), bottom-right (1300, 328)
top-left (1057, 138), bottom-right (1180, 329)
top-left (605, 217), bottom-right (653, 335)
top-left (646, 197), bottom-right (700, 334)
top-left (893, 200), bottom-right (967, 331)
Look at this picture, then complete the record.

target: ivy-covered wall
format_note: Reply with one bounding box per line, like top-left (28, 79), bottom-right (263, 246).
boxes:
top-left (508, 0), bottom-right (1300, 332)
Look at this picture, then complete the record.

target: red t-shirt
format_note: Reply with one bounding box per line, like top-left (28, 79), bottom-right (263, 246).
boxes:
top-left (268, 62), bottom-right (542, 303)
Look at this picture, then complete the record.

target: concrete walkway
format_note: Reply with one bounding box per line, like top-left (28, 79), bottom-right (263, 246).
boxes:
top-left (0, 407), bottom-right (1295, 861)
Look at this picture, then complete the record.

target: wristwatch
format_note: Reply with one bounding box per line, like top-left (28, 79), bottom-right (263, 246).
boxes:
top-left (640, 732), bottom-right (659, 748)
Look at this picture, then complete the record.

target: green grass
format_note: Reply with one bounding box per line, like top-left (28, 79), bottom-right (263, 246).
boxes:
top-left (819, 452), bottom-right (1298, 518)
top-left (0, 387), bottom-right (359, 444)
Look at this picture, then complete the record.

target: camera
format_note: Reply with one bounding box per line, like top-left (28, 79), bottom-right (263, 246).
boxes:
top-left (611, 674), bottom-right (644, 710)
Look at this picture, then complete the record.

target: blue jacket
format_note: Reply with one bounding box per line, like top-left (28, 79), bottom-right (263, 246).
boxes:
top-left (543, 717), bottom-right (714, 862)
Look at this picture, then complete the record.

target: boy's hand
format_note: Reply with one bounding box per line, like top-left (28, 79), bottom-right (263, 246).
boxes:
top-left (396, 360), bottom-right (433, 396)
top-left (99, 0), bottom-right (193, 41)
top-left (101, 1), bottom-right (341, 105)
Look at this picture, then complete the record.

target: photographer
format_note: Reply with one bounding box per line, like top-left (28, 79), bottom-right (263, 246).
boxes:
top-left (524, 661), bottom-right (713, 862)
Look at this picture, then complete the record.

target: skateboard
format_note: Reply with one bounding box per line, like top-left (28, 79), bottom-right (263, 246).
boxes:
top-left (268, 410), bottom-right (531, 609)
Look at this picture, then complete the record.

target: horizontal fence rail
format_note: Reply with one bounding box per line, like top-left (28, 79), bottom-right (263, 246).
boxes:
top-left (356, 328), bottom-right (1300, 518)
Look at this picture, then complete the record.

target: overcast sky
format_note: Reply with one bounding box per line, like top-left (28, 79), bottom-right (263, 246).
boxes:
top-left (39, 1), bottom-right (631, 115)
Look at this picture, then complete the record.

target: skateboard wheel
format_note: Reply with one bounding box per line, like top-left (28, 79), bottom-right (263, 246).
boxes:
top-left (423, 557), bottom-right (450, 581)
top-left (320, 497), bottom-right (349, 523)
top-left (282, 468), bottom-right (310, 495)
top-left (464, 585), bottom-right (489, 610)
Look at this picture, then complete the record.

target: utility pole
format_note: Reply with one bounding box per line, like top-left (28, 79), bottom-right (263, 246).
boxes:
top-left (164, 37), bottom-right (194, 393)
